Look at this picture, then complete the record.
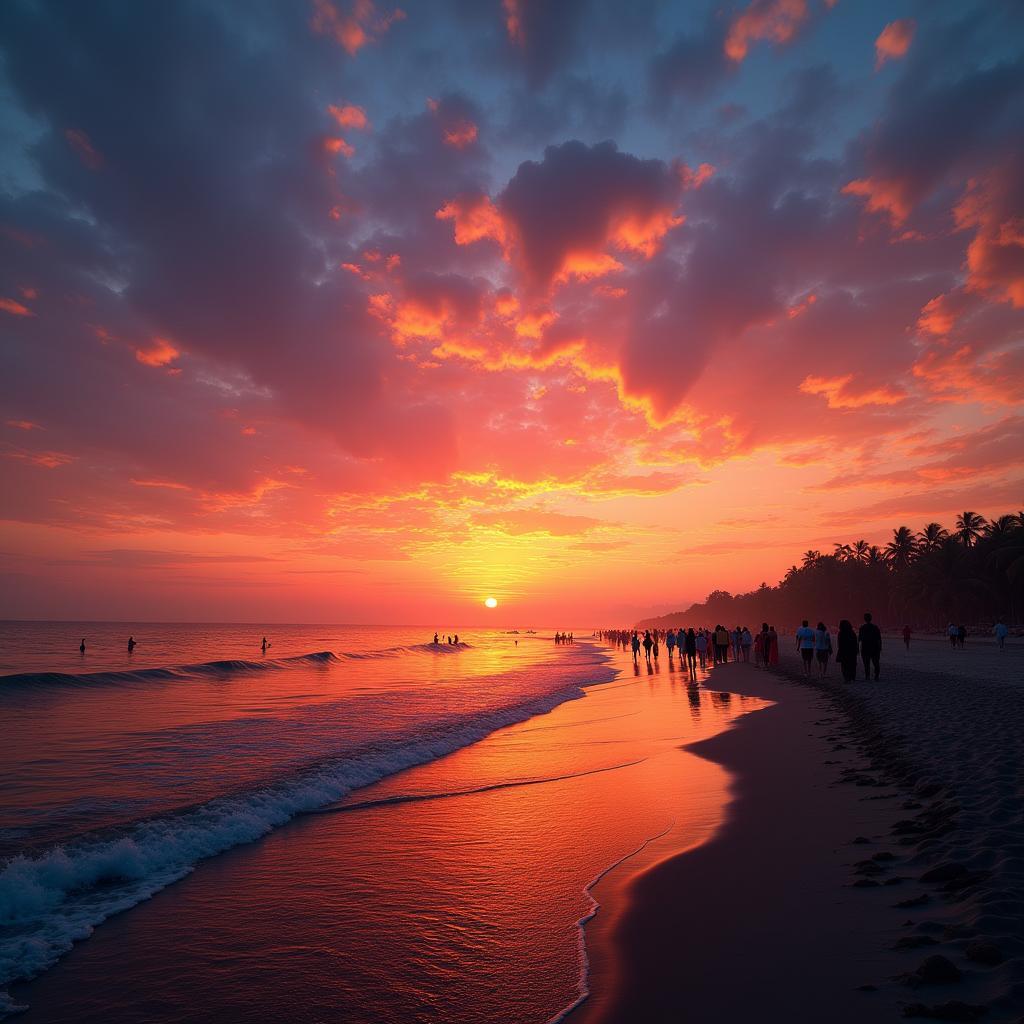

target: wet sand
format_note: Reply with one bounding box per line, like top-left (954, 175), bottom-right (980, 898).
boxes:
top-left (577, 643), bottom-right (1024, 1023)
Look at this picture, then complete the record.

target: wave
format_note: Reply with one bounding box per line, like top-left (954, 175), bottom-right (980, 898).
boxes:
top-left (336, 641), bottom-right (471, 661)
top-left (0, 661), bottom-right (616, 1014)
top-left (308, 758), bottom-right (646, 815)
top-left (0, 650), bottom-right (339, 689)
top-left (0, 644), bottom-right (476, 690)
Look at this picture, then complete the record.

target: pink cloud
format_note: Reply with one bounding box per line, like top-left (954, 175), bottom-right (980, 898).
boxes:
top-left (64, 128), bottom-right (103, 170)
top-left (724, 0), bottom-right (810, 63)
top-left (135, 337), bottom-right (180, 368)
top-left (328, 103), bottom-right (370, 130)
top-left (875, 19), bottom-right (915, 69)
top-left (0, 296), bottom-right (33, 317)
top-left (309, 0), bottom-right (404, 55)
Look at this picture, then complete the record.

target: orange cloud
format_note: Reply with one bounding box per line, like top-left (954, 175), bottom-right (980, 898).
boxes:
top-left (724, 0), bottom-right (809, 62)
top-left (874, 19), bottom-right (915, 69)
top-left (842, 176), bottom-right (913, 226)
top-left (135, 337), bottom-right (180, 368)
top-left (323, 135), bottom-right (355, 158)
top-left (799, 373), bottom-right (907, 408)
top-left (328, 103), bottom-right (370, 130)
top-left (65, 128), bottom-right (103, 170)
top-left (6, 420), bottom-right (41, 431)
top-left (2, 444), bottom-right (74, 468)
top-left (954, 167), bottom-right (1024, 308)
top-left (787, 292), bottom-right (817, 319)
top-left (678, 162), bottom-right (715, 190)
top-left (436, 193), bottom-right (510, 250)
top-left (0, 297), bottom-right (33, 317)
top-left (310, 0), bottom-right (405, 55)
top-left (503, 0), bottom-right (525, 46)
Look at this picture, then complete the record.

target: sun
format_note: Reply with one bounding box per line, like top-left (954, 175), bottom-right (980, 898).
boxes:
top-left (484, 596), bottom-right (498, 609)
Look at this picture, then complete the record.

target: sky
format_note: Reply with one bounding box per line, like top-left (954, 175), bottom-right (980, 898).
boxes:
top-left (0, 0), bottom-right (1022, 626)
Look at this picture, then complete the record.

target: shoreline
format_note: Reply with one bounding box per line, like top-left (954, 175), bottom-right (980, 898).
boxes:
top-left (572, 648), bottom-right (1024, 1023)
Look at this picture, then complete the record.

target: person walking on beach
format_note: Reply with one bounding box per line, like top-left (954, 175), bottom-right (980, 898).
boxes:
top-left (836, 620), bottom-right (858, 682)
top-left (994, 619), bottom-right (1008, 651)
top-left (814, 621), bottom-right (832, 678)
top-left (696, 629), bottom-right (707, 670)
top-left (685, 628), bottom-right (697, 677)
top-left (741, 626), bottom-right (752, 662)
top-left (858, 613), bottom-right (881, 681)
top-left (902, 625), bottom-right (911, 652)
top-left (714, 624), bottom-right (729, 664)
top-left (957, 624), bottom-right (966, 648)
top-left (767, 626), bottom-right (779, 666)
top-left (642, 630), bottom-right (653, 664)
top-left (947, 622), bottom-right (958, 648)
top-left (759, 623), bottom-right (770, 668)
top-left (652, 631), bottom-right (659, 660)
top-left (666, 628), bottom-right (676, 662)
top-left (795, 619), bottom-right (816, 676)
top-left (631, 632), bottom-right (641, 663)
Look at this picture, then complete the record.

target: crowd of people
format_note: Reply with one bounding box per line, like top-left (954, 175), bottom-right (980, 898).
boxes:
top-left (598, 612), bottom-right (889, 683)
top-left (554, 632), bottom-right (575, 644)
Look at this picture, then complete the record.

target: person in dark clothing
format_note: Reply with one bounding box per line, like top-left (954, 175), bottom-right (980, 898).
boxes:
top-left (684, 628), bottom-right (698, 677)
top-left (858, 612), bottom-right (881, 680)
top-left (836, 619), bottom-right (858, 682)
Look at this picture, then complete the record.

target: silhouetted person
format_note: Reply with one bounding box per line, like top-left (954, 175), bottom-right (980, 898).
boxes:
top-left (902, 625), bottom-right (911, 651)
top-left (127, 636), bottom-right (136, 653)
top-left (261, 636), bottom-right (268, 654)
top-left (642, 630), bottom-right (653, 663)
top-left (79, 638), bottom-right (86, 655)
top-left (994, 620), bottom-right (1008, 651)
top-left (836, 620), bottom-right (858, 682)
top-left (454, 634), bottom-right (459, 645)
top-left (858, 612), bottom-right (881, 680)
top-left (957, 624), bottom-right (966, 648)
top-left (433, 633), bottom-right (439, 645)
top-left (795, 618), bottom-right (815, 676)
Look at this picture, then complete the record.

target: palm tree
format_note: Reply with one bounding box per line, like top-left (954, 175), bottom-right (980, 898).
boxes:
top-left (918, 522), bottom-right (950, 552)
top-left (852, 539), bottom-right (871, 563)
top-left (801, 549), bottom-right (822, 568)
top-left (984, 514), bottom-right (1018, 540)
top-left (866, 545), bottom-right (884, 565)
top-left (833, 542), bottom-right (854, 561)
top-left (885, 526), bottom-right (918, 570)
top-left (956, 511), bottom-right (986, 547)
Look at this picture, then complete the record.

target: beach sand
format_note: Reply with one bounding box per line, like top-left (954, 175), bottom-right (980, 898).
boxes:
top-left (577, 642), bottom-right (1024, 1023)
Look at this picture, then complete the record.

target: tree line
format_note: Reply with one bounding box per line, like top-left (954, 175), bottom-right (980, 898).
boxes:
top-left (639, 510), bottom-right (1024, 632)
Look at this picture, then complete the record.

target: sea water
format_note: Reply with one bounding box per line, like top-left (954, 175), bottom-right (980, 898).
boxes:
top-left (0, 623), bottom-right (762, 1021)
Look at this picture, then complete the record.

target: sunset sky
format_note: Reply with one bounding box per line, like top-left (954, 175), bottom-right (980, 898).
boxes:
top-left (1, 0), bottom-right (1022, 625)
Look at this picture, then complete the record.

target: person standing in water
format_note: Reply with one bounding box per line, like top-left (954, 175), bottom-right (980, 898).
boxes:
top-left (261, 636), bottom-right (268, 654)
top-left (127, 636), bottom-right (136, 653)
top-left (79, 638), bottom-right (86, 655)
top-left (902, 625), bottom-right (911, 652)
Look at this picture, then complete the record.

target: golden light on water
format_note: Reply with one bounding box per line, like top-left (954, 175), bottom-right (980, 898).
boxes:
top-left (484, 597), bottom-right (498, 609)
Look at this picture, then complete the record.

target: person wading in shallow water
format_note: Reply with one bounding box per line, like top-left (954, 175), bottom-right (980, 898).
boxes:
top-left (858, 612), bottom-right (881, 681)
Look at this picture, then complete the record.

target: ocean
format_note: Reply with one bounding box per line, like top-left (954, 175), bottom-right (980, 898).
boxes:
top-left (0, 622), bottom-right (761, 1022)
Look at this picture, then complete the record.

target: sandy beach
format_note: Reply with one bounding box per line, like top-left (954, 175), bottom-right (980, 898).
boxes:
top-left (577, 641), bottom-right (1024, 1023)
